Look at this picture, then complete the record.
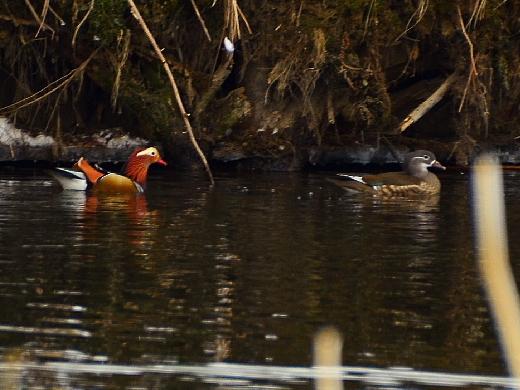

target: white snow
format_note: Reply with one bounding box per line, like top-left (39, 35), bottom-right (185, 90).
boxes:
top-left (93, 129), bottom-right (147, 149)
top-left (0, 118), bottom-right (147, 149)
top-left (0, 117), bottom-right (54, 147)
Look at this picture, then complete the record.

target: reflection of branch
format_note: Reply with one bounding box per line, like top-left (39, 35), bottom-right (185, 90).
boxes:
top-left (127, 0), bottom-right (215, 186)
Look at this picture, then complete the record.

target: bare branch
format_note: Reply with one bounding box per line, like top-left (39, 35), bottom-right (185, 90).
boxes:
top-left (35, 0), bottom-right (49, 38)
top-left (72, 0), bottom-right (95, 48)
top-left (111, 29), bottom-right (131, 111)
top-left (457, 6), bottom-right (478, 112)
top-left (127, 0), bottom-right (215, 186)
top-left (0, 51), bottom-right (96, 115)
top-left (190, 0), bottom-right (212, 42)
top-left (399, 73), bottom-right (456, 133)
top-left (23, 0), bottom-right (54, 37)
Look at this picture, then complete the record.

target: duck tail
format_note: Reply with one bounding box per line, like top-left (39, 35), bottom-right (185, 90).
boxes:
top-left (76, 157), bottom-right (105, 184)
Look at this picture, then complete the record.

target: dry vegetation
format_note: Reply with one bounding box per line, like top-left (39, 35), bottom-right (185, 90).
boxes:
top-left (0, 0), bottom-right (518, 166)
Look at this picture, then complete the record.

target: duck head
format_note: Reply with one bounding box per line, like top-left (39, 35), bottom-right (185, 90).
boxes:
top-left (404, 150), bottom-right (445, 179)
top-left (124, 146), bottom-right (167, 187)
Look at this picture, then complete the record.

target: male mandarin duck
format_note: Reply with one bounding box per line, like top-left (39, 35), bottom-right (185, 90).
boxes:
top-left (48, 146), bottom-right (166, 193)
top-left (330, 150), bottom-right (445, 196)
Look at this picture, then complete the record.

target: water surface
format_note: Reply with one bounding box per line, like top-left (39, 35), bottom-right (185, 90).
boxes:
top-left (0, 166), bottom-right (516, 388)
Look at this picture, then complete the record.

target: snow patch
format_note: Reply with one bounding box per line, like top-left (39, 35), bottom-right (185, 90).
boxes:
top-left (0, 118), bottom-right (54, 147)
top-left (93, 129), bottom-right (147, 149)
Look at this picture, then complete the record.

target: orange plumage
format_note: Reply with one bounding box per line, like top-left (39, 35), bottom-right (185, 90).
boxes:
top-left (49, 146), bottom-right (167, 193)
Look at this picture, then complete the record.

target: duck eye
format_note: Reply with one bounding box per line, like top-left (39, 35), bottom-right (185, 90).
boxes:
top-left (150, 151), bottom-right (156, 156)
top-left (423, 154), bottom-right (429, 159)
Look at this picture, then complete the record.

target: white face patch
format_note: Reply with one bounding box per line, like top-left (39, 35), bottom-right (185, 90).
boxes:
top-left (136, 147), bottom-right (158, 157)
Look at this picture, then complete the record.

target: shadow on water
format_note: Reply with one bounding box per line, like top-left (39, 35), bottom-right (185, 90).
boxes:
top-left (0, 168), bottom-right (515, 388)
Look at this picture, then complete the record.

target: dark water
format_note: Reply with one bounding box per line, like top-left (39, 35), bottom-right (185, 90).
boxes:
top-left (0, 165), bottom-right (517, 388)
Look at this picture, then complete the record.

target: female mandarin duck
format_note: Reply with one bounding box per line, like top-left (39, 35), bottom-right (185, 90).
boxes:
top-left (331, 150), bottom-right (445, 196)
top-left (49, 146), bottom-right (166, 193)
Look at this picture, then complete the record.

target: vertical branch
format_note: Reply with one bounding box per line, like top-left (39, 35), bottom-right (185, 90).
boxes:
top-left (127, 0), bottom-right (215, 186)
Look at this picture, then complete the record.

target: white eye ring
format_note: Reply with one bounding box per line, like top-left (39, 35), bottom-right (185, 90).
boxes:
top-left (423, 154), bottom-right (429, 159)
top-left (150, 151), bottom-right (156, 156)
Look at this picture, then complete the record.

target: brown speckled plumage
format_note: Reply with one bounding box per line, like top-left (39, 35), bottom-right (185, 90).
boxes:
top-left (331, 150), bottom-right (444, 197)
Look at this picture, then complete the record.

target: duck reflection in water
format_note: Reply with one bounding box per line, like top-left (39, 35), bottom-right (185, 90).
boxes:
top-left (59, 191), bottom-right (159, 247)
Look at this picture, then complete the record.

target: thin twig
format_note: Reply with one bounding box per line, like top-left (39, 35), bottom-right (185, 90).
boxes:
top-left (493, 0), bottom-right (509, 11)
top-left (72, 0), bottom-right (95, 48)
top-left (296, 0), bottom-right (304, 27)
top-left (467, 0), bottom-right (486, 29)
top-left (236, 2), bottom-right (252, 34)
top-left (363, 0), bottom-right (376, 39)
top-left (0, 51), bottom-right (96, 115)
top-left (393, 0), bottom-right (429, 43)
top-left (190, 0), bottom-right (212, 42)
top-left (112, 29), bottom-right (131, 111)
top-left (35, 0), bottom-right (49, 37)
top-left (24, 0), bottom-right (54, 37)
top-left (48, 5), bottom-right (66, 26)
top-left (457, 6), bottom-right (478, 112)
top-left (127, 0), bottom-right (215, 186)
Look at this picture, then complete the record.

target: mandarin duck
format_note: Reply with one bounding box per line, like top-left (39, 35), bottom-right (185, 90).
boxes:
top-left (330, 150), bottom-right (445, 196)
top-left (48, 146), bottom-right (166, 193)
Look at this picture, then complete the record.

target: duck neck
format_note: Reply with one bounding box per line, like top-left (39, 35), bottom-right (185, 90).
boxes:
top-left (124, 159), bottom-right (149, 187)
top-left (407, 163), bottom-right (429, 179)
